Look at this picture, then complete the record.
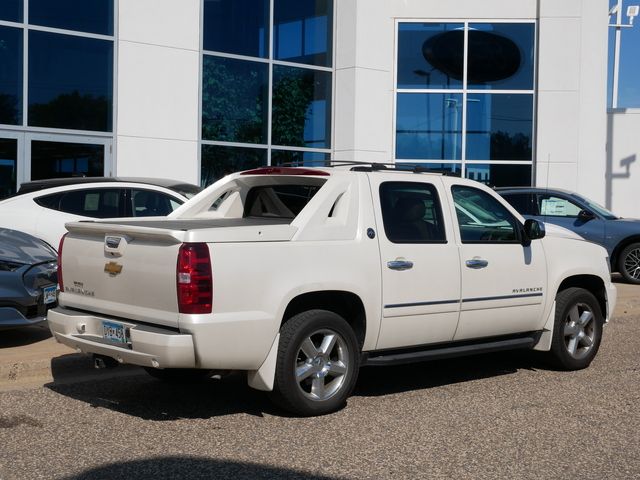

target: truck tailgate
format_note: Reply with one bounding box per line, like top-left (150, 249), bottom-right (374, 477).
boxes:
top-left (59, 225), bottom-right (184, 328)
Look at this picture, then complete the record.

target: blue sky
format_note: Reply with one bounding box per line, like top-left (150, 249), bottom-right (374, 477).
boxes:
top-left (608, 0), bottom-right (640, 108)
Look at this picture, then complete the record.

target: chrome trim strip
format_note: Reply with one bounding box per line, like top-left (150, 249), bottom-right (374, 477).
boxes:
top-left (384, 299), bottom-right (459, 309)
top-left (462, 293), bottom-right (543, 303)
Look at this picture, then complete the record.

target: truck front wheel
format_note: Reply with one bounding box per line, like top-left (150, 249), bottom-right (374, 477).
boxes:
top-left (270, 310), bottom-right (360, 416)
top-left (546, 287), bottom-right (603, 370)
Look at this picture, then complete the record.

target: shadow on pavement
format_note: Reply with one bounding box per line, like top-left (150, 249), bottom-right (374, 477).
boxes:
top-left (61, 456), bottom-right (343, 480)
top-left (0, 325), bottom-right (51, 348)
top-left (47, 349), bottom-right (540, 420)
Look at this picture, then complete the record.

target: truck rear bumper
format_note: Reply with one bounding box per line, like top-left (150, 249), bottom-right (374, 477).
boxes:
top-left (48, 307), bottom-right (196, 368)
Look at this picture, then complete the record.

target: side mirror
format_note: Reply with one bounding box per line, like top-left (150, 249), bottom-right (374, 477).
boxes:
top-left (522, 219), bottom-right (545, 246)
top-left (578, 209), bottom-right (596, 221)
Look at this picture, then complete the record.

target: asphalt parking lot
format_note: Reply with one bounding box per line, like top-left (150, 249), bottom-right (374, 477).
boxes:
top-left (1, 279), bottom-right (639, 480)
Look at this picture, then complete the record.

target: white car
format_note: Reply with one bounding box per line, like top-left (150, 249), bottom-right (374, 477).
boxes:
top-left (49, 166), bottom-right (616, 416)
top-left (0, 177), bottom-right (201, 249)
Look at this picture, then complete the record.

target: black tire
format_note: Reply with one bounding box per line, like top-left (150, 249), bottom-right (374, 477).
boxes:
top-left (546, 287), bottom-right (603, 370)
top-left (618, 242), bottom-right (640, 284)
top-left (143, 367), bottom-right (213, 383)
top-left (270, 309), bottom-right (360, 417)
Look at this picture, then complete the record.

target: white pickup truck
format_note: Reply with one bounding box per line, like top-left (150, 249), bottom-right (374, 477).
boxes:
top-left (49, 166), bottom-right (616, 416)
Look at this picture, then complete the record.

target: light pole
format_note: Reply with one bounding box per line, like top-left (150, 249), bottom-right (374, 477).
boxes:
top-left (609, 0), bottom-right (639, 108)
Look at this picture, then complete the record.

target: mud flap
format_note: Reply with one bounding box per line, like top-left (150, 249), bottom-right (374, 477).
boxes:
top-left (247, 334), bottom-right (279, 391)
top-left (532, 301), bottom-right (556, 351)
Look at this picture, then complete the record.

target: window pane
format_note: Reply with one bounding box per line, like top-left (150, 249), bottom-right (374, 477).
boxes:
top-left (464, 164), bottom-right (531, 187)
top-left (0, 138), bottom-right (17, 199)
top-left (467, 23), bottom-right (535, 90)
top-left (0, 0), bottom-right (22, 22)
top-left (28, 32), bottom-right (113, 132)
top-left (202, 56), bottom-right (268, 143)
top-left (0, 26), bottom-right (23, 126)
top-left (203, 0), bottom-right (268, 58)
top-left (274, 0), bottom-right (333, 67)
top-left (397, 23), bottom-right (464, 89)
top-left (395, 162), bottom-right (461, 176)
top-left (466, 94), bottom-right (533, 161)
top-left (271, 150), bottom-right (330, 167)
top-left (380, 182), bottom-right (446, 243)
top-left (30, 140), bottom-right (104, 180)
top-left (452, 185), bottom-right (518, 243)
top-left (131, 189), bottom-right (179, 217)
top-left (56, 188), bottom-right (121, 218)
top-left (538, 195), bottom-right (582, 217)
top-left (272, 65), bottom-right (331, 148)
top-left (201, 145), bottom-right (267, 187)
top-left (245, 184), bottom-right (324, 219)
top-left (396, 93), bottom-right (463, 160)
top-left (500, 192), bottom-right (538, 215)
top-left (29, 0), bottom-right (113, 35)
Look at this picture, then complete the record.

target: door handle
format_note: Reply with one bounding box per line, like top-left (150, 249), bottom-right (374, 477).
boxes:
top-left (465, 258), bottom-right (489, 269)
top-left (387, 259), bottom-right (414, 271)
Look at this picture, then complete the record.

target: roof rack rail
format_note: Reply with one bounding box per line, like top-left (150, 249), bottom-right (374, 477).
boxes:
top-left (273, 160), bottom-right (457, 176)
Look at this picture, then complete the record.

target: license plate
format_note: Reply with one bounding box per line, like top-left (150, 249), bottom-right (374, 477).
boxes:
top-left (102, 321), bottom-right (128, 344)
top-left (43, 285), bottom-right (57, 305)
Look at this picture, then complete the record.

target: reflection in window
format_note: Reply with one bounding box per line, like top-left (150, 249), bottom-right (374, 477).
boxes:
top-left (466, 94), bottom-right (533, 161)
top-left (467, 23), bottom-right (534, 90)
top-left (274, 0), bottom-right (332, 67)
top-left (396, 93), bottom-right (463, 160)
top-left (0, 139), bottom-right (17, 199)
top-left (202, 56), bottom-right (268, 144)
top-left (272, 65), bottom-right (331, 148)
top-left (131, 190), bottom-right (179, 217)
top-left (464, 164), bottom-right (532, 187)
top-left (203, 0), bottom-right (268, 58)
top-left (201, 145), bottom-right (267, 187)
top-left (0, 27), bottom-right (23, 126)
top-left (28, 32), bottom-right (113, 131)
top-left (0, 0), bottom-right (22, 23)
top-left (271, 150), bottom-right (330, 166)
top-left (29, 0), bottom-right (114, 35)
top-left (397, 23), bottom-right (464, 89)
top-left (30, 141), bottom-right (104, 180)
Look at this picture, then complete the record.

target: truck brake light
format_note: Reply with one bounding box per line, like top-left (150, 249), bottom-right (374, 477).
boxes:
top-left (57, 234), bottom-right (66, 292)
top-left (177, 243), bottom-right (212, 314)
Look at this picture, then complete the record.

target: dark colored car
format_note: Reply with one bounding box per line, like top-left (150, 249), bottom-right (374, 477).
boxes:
top-left (0, 229), bottom-right (58, 330)
top-left (497, 187), bottom-right (640, 284)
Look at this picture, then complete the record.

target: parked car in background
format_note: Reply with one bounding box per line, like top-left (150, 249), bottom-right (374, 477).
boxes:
top-left (0, 177), bottom-right (201, 249)
top-left (0, 229), bottom-right (58, 330)
top-left (497, 187), bottom-right (640, 284)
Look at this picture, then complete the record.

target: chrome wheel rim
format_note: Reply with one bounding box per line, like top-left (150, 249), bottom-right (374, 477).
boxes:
top-left (294, 329), bottom-right (349, 402)
top-left (623, 248), bottom-right (640, 280)
top-left (563, 302), bottom-right (596, 360)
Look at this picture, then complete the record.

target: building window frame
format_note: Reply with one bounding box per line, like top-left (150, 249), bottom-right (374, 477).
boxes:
top-left (199, 0), bottom-right (335, 186)
top-left (393, 19), bottom-right (538, 187)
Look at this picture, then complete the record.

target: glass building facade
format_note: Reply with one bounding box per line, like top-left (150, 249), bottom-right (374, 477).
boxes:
top-left (200, 0), bottom-right (333, 186)
top-left (0, 0), bottom-right (114, 199)
top-left (395, 22), bottom-right (536, 187)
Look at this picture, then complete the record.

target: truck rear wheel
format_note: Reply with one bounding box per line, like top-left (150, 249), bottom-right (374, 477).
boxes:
top-left (270, 310), bottom-right (360, 416)
top-left (546, 287), bottom-right (603, 370)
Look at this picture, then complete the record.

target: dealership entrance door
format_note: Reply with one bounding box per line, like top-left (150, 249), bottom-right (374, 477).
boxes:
top-left (0, 131), bottom-right (112, 200)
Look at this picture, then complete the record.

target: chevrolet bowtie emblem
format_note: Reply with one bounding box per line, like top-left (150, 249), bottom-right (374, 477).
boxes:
top-left (104, 261), bottom-right (123, 276)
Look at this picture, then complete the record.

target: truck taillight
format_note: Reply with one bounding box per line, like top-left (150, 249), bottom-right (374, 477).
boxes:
top-left (177, 243), bottom-right (212, 314)
top-left (57, 234), bottom-right (66, 292)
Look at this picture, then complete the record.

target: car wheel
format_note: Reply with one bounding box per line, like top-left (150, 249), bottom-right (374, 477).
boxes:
top-left (270, 309), bottom-right (360, 417)
top-left (546, 287), bottom-right (603, 370)
top-left (143, 367), bottom-right (213, 383)
top-left (618, 242), bottom-right (640, 284)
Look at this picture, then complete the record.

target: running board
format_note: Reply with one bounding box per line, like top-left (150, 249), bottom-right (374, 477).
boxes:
top-left (361, 336), bottom-right (537, 367)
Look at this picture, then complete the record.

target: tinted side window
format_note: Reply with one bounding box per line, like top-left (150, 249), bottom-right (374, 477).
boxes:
top-left (380, 182), bottom-right (446, 244)
top-left (56, 188), bottom-right (122, 218)
top-left (131, 189), bottom-right (181, 217)
top-left (501, 192), bottom-right (538, 215)
top-left (452, 185), bottom-right (518, 243)
top-left (34, 192), bottom-right (64, 210)
top-left (537, 194), bottom-right (582, 217)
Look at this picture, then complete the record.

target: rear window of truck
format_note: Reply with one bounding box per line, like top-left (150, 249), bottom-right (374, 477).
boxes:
top-left (244, 184), bottom-right (322, 219)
